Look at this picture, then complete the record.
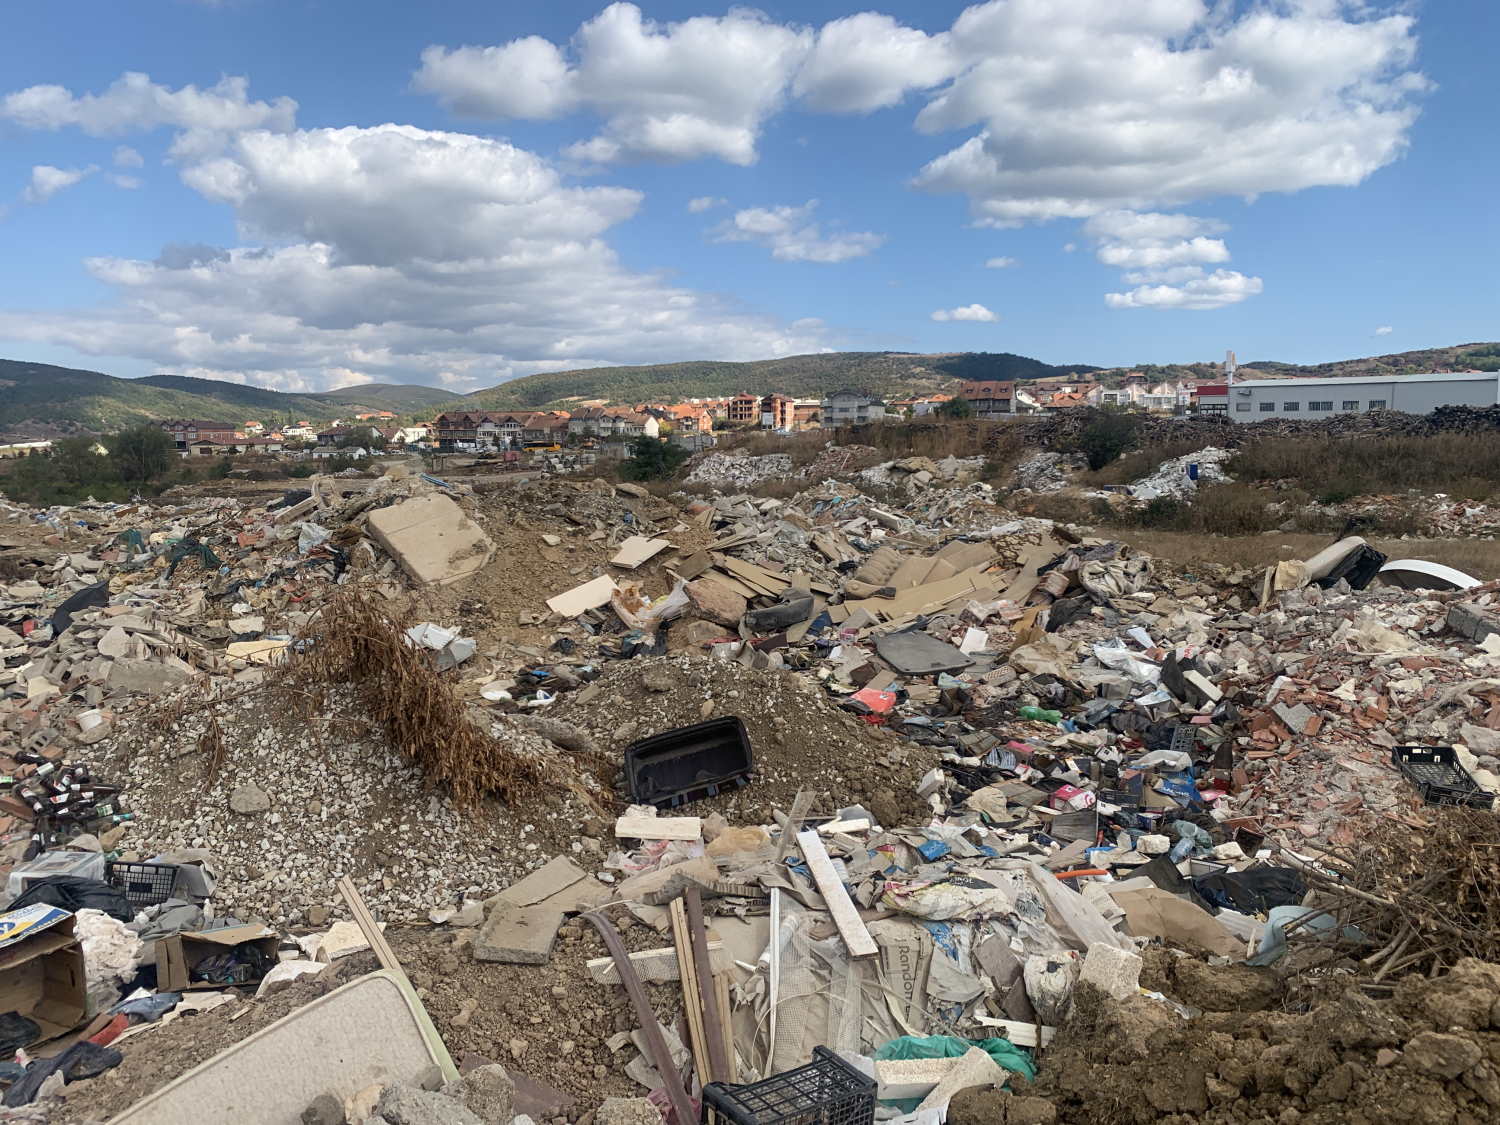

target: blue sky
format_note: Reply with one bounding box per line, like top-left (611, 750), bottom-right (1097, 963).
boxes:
top-left (0, 0), bottom-right (1495, 392)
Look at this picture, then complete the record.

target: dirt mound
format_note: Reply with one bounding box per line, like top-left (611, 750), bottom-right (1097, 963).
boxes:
top-left (551, 653), bottom-right (933, 825)
top-left (1024, 960), bottom-right (1500, 1124)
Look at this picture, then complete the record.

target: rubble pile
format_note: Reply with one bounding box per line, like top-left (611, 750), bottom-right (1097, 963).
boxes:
top-left (1127, 446), bottom-right (1233, 501)
top-left (1010, 452), bottom-right (1086, 494)
top-left (2, 443), bottom-right (1499, 1122)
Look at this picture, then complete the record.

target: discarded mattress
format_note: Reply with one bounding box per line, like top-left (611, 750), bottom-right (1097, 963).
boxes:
top-left (112, 970), bottom-right (455, 1125)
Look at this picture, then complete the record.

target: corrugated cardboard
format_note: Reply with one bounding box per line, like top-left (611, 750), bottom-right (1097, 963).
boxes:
top-left (0, 904), bottom-right (86, 1042)
top-left (156, 924), bottom-right (279, 991)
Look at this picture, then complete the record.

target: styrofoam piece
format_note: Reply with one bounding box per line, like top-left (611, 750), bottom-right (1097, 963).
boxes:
top-left (112, 970), bottom-right (456, 1124)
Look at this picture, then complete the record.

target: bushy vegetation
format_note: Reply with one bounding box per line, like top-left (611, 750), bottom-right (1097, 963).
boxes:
top-left (1080, 438), bottom-right (1207, 486)
top-left (1, 425), bottom-right (181, 504)
top-left (1070, 408), bottom-right (1143, 471)
top-left (619, 436), bottom-right (689, 480)
top-left (1230, 434), bottom-right (1500, 502)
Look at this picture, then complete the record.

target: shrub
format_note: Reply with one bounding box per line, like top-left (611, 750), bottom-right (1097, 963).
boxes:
top-left (620, 436), bottom-right (689, 480)
top-left (1071, 409), bottom-right (1142, 471)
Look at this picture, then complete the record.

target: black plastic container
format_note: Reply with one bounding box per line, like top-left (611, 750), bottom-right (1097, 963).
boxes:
top-left (624, 717), bottom-right (754, 809)
top-left (702, 1047), bottom-right (876, 1125)
top-left (1392, 745), bottom-right (1494, 809)
top-left (107, 861), bottom-right (178, 909)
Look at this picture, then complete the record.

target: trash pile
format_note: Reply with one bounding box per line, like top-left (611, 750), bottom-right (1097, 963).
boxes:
top-left (2, 449), bottom-right (1499, 1122)
top-left (1126, 446), bottom-right (1233, 500)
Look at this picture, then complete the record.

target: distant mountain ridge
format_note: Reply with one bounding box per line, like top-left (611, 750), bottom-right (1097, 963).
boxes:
top-left (1, 343), bottom-right (1492, 441)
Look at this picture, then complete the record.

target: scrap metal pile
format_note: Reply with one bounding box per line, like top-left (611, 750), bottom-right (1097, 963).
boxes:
top-left (1, 454), bottom-right (1499, 1122)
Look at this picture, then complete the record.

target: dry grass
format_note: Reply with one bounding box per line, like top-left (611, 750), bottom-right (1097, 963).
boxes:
top-left (1109, 528), bottom-right (1499, 579)
top-left (1079, 438), bottom-right (1208, 487)
top-left (289, 589), bottom-right (550, 808)
top-left (1232, 433), bottom-right (1500, 503)
top-left (1290, 808), bottom-right (1500, 981)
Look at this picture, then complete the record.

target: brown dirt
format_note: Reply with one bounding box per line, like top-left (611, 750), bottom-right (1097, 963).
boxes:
top-left (1024, 959), bottom-right (1500, 1125)
top-left (551, 652), bottom-right (933, 825)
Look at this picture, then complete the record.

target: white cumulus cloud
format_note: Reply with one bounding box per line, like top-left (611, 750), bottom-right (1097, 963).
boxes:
top-left (113, 145), bottom-right (144, 168)
top-left (23, 164), bottom-right (97, 203)
top-left (1375, 325), bottom-right (1393, 335)
top-left (0, 122), bottom-right (827, 391)
top-left (687, 195), bottom-right (726, 213)
top-left (984, 256), bottom-right (1018, 269)
top-left (1105, 270), bottom-right (1263, 310)
top-left (931, 303), bottom-right (997, 322)
top-left (712, 200), bottom-right (884, 263)
top-left (416, 3), bottom-right (811, 165)
top-left (791, 12), bottom-right (957, 112)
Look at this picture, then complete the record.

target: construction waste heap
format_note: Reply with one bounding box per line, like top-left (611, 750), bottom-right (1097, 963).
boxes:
top-left (0, 448), bottom-right (1499, 1125)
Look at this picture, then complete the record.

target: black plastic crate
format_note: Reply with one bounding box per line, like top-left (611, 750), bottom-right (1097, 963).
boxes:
top-left (625, 717), bottom-right (753, 809)
top-left (107, 861), bottom-right (178, 909)
top-left (703, 1048), bottom-right (875, 1125)
top-left (1392, 745), bottom-right (1494, 810)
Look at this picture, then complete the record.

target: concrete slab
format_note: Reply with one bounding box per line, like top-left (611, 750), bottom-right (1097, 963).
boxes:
top-left (497, 856), bottom-right (588, 907)
top-left (366, 494), bottom-right (494, 587)
top-left (112, 970), bottom-right (455, 1125)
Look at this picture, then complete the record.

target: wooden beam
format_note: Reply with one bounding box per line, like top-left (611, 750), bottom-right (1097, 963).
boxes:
top-left (795, 830), bottom-right (878, 960)
top-left (614, 815), bottom-right (703, 842)
top-left (336, 876), bottom-right (402, 974)
top-left (669, 898), bottom-right (711, 1089)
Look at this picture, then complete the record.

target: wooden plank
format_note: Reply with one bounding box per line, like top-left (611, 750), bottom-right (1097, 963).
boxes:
top-left (716, 555), bottom-right (791, 592)
top-left (703, 570), bottom-right (761, 600)
top-left (795, 830), bottom-right (878, 959)
top-left (614, 815), bottom-right (703, 842)
top-left (546, 575), bottom-right (617, 617)
top-left (336, 876), bottom-right (401, 974)
top-left (669, 898), bottom-right (711, 1088)
top-left (714, 972), bottom-right (737, 1083)
top-left (677, 551), bottom-right (712, 579)
top-left (972, 1016), bottom-right (1057, 1047)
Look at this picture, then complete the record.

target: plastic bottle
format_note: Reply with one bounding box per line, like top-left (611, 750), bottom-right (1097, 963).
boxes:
top-left (1019, 706), bottom-right (1062, 724)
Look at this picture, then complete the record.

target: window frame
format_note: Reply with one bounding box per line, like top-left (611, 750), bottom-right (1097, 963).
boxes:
top-left (1282, 401), bottom-right (1300, 412)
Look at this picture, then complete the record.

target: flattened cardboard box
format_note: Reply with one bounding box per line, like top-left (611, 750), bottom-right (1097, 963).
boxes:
top-left (0, 903), bottom-right (86, 1042)
top-left (156, 923), bottom-right (279, 992)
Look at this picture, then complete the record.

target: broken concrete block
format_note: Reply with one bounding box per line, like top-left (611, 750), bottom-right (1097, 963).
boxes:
top-left (1449, 602), bottom-right (1500, 645)
top-left (684, 580), bottom-right (747, 627)
top-left (376, 1083), bottom-right (484, 1125)
top-left (472, 901), bottom-right (569, 965)
top-left (1078, 942), bottom-right (1143, 1001)
top-left (316, 920), bottom-right (372, 962)
top-left (666, 618), bottom-right (727, 651)
top-left (615, 856), bottom-right (720, 904)
top-left (255, 959), bottom-right (325, 999)
top-left (453, 1064), bottom-right (514, 1124)
top-left (229, 783), bottom-right (271, 815)
top-left (496, 856), bottom-right (589, 907)
top-left (366, 494), bottom-right (494, 587)
top-left (107, 658), bottom-right (191, 695)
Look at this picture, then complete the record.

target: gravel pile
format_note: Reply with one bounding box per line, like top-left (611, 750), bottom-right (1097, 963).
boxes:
top-left (684, 451), bottom-right (795, 488)
top-left (77, 687), bottom-right (608, 927)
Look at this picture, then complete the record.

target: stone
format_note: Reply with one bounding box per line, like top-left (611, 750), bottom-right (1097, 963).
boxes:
top-left (455, 1064), bottom-right (514, 1124)
top-left (307, 905), bottom-right (331, 927)
top-left (640, 666), bottom-right (677, 693)
top-left (97, 626), bottom-right (131, 659)
top-left (1078, 943), bottom-right (1143, 1001)
top-left (684, 580), bottom-right (747, 627)
top-left (301, 1092), bottom-right (345, 1125)
top-left (107, 658), bottom-right (190, 695)
top-left (376, 1083), bottom-right (484, 1125)
top-left (1448, 603), bottom-right (1500, 645)
top-left (318, 920), bottom-right (372, 962)
top-left (230, 783), bottom-right (271, 815)
top-left (666, 618), bottom-right (727, 652)
top-left (1402, 1031), bottom-right (1482, 1079)
top-left (255, 959), bottom-right (325, 998)
top-left (366, 494), bottom-right (494, 588)
top-left (595, 1097), bottom-right (662, 1125)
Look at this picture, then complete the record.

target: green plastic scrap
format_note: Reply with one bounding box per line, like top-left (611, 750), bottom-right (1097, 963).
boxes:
top-left (116, 529), bottom-right (146, 552)
top-left (872, 1034), bottom-right (1036, 1111)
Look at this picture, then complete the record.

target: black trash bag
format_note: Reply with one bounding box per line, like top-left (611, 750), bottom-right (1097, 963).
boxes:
top-left (0, 1011), bottom-right (40, 1056)
top-left (8, 876), bottom-right (133, 922)
top-left (1195, 866), bottom-right (1307, 914)
top-left (47, 581), bottom-right (109, 639)
top-left (191, 941), bottom-right (277, 985)
top-left (4, 1041), bottom-right (122, 1106)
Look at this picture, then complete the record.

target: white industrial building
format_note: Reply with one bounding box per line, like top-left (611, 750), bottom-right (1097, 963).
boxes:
top-left (1227, 371), bottom-right (1500, 422)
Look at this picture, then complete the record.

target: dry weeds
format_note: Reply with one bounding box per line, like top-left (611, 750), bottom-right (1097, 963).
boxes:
top-left (1110, 529), bottom-right (1498, 579)
top-left (289, 589), bottom-right (547, 808)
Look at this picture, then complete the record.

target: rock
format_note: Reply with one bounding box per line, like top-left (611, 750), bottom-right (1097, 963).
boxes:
top-left (666, 618), bottom-right (726, 652)
top-left (684, 581), bottom-right (746, 627)
top-left (451, 898), bottom-right (484, 927)
top-left (1078, 943), bottom-right (1142, 1001)
top-left (229, 783), bottom-right (271, 815)
top-left (595, 1097), bottom-right (662, 1125)
top-left (376, 1083), bottom-right (484, 1125)
top-left (255, 959), bottom-right (325, 998)
top-left (455, 1064), bottom-right (514, 1124)
top-left (308, 905), bottom-right (331, 927)
top-left (301, 1092), bottom-right (345, 1125)
top-left (107, 658), bottom-right (190, 694)
top-left (640, 666), bottom-right (677, 693)
top-left (1403, 1031), bottom-right (1482, 1079)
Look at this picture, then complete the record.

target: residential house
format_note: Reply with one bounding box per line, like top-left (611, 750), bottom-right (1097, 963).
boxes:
top-left (820, 389), bottom-right (886, 426)
top-left (567, 407), bottom-right (658, 440)
top-left (670, 430), bottom-right (716, 453)
top-left (354, 410), bottom-right (397, 421)
top-left (957, 381), bottom-right (1016, 417)
top-left (157, 420), bottom-right (236, 451)
top-left (316, 424), bottom-right (386, 448)
top-left (888, 393), bottom-right (953, 417)
top-left (760, 393), bottom-right (797, 430)
top-left (791, 399), bottom-right (822, 429)
top-left (183, 436), bottom-right (285, 457)
top-left (1041, 391), bottom-right (1089, 413)
top-left (282, 423), bottom-right (317, 441)
top-left (725, 393), bottom-right (760, 426)
top-left (664, 403), bottom-right (714, 434)
top-left (243, 421), bottom-right (265, 435)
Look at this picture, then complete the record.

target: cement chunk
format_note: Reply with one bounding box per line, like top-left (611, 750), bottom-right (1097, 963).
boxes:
top-left (366, 494), bottom-right (493, 588)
